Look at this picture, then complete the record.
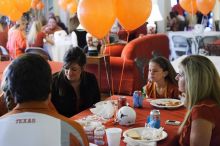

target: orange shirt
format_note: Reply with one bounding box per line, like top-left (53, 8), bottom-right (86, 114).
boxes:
top-left (7, 29), bottom-right (26, 59)
top-left (179, 99), bottom-right (220, 146)
top-left (29, 32), bottom-right (46, 48)
top-left (146, 81), bottom-right (179, 99)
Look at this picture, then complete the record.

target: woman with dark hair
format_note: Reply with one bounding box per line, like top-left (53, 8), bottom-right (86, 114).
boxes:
top-left (144, 56), bottom-right (179, 99)
top-left (42, 16), bottom-right (62, 35)
top-left (51, 47), bottom-right (100, 117)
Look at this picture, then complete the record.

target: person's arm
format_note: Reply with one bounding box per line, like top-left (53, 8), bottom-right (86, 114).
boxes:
top-left (45, 35), bottom-right (54, 45)
top-left (190, 118), bottom-right (213, 146)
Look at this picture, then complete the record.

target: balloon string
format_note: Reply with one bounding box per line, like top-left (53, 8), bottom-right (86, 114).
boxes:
top-left (126, 31), bottom-right (130, 43)
top-left (118, 57), bottom-right (125, 94)
top-left (102, 37), bottom-right (114, 96)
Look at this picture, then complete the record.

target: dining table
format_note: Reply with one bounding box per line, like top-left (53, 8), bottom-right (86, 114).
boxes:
top-left (205, 39), bottom-right (220, 55)
top-left (71, 95), bottom-right (186, 146)
top-left (167, 31), bottom-right (220, 59)
top-left (171, 55), bottom-right (220, 74)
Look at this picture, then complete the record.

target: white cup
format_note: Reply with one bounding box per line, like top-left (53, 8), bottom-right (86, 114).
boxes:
top-left (106, 128), bottom-right (122, 146)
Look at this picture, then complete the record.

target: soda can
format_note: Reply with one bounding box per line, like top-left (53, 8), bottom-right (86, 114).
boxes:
top-left (133, 91), bottom-right (143, 108)
top-left (147, 110), bottom-right (160, 129)
top-left (118, 96), bottom-right (127, 109)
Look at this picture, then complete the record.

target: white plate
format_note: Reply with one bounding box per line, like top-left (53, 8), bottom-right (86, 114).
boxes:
top-left (123, 127), bottom-right (167, 142)
top-left (89, 143), bottom-right (98, 146)
top-left (150, 98), bottom-right (184, 109)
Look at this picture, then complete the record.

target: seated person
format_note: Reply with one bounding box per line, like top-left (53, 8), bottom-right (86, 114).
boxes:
top-left (27, 20), bottom-right (54, 48)
top-left (51, 47), bottom-right (101, 117)
top-left (42, 16), bottom-right (62, 35)
top-left (144, 56), bottom-right (179, 98)
top-left (85, 33), bottom-right (99, 56)
top-left (0, 54), bottom-right (89, 146)
top-left (0, 65), bottom-right (56, 116)
top-left (175, 55), bottom-right (220, 146)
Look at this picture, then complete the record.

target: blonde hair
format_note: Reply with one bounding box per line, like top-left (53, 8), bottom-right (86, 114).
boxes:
top-left (0, 23), bottom-right (3, 32)
top-left (179, 55), bottom-right (220, 132)
top-left (27, 21), bottom-right (42, 45)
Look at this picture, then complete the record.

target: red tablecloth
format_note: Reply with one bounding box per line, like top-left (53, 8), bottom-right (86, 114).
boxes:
top-left (71, 95), bottom-right (186, 146)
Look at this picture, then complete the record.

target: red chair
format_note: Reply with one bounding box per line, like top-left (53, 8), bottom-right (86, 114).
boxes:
top-left (86, 34), bottom-right (170, 95)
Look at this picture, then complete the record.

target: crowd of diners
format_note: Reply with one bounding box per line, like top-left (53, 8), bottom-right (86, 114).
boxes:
top-left (0, 12), bottom-right (219, 146)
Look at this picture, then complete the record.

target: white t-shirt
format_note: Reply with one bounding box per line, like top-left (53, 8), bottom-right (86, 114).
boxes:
top-left (0, 112), bottom-right (85, 146)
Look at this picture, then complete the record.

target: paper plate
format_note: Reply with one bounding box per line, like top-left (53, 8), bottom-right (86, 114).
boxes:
top-left (150, 98), bottom-right (184, 109)
top-left (123, 127), bottom-right (167, 142)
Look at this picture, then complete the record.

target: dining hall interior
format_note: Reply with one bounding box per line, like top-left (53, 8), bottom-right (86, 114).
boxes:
top-left (0, 0), bottom-right (220, 146)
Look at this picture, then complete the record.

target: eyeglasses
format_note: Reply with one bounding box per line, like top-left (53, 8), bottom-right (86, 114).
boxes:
top-left (176, 72), bottom-right (184, 78)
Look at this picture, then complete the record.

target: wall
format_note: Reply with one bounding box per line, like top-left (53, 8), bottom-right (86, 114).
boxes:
top-left (157, 0), bottom-right (171, 33)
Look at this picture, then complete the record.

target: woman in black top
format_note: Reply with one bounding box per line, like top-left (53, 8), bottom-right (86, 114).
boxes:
top-left (51, 47), bottom-right (100, 117)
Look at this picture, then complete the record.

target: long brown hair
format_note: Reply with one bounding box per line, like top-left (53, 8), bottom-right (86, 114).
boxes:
top-left (149, 56), bottom-right (177, 85)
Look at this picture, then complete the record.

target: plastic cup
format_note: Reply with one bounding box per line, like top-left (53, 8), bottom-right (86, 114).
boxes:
top-left (106, 128), bottom-right (122, 146)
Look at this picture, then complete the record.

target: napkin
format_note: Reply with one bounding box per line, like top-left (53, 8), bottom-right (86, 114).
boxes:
top-left (89, 143), bottom-right (98, 146)
top-left (141, 127), bottom-right (164, 140)
top-left (123, 137), bottom-right (157, 146)
top-left (90, 101), bottom-right (115, 119)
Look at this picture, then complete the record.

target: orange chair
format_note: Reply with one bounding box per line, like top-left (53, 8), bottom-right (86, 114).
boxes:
top-left (86, 34), bottom-right (170, 95)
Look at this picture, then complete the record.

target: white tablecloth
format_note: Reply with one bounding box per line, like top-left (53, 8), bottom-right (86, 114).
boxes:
top-left (171, 55), bottom-right (220, 74)
top-left (167, 31), bottom-right (220, 59)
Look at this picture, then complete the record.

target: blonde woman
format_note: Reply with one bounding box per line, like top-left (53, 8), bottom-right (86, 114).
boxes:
top-left (27, 20), bottom-right (53, 48)
top-left (175, 55), bottom-right (220, 146)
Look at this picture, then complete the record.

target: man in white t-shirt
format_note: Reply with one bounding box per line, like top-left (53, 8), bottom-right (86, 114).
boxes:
top-left (0, 54), bottom-right (89, 146)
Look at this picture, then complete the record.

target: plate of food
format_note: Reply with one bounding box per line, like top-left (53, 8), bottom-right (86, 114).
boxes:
top-left (123, 127), bottom-right (167, 142)
top-left (150, 98), bottom-right (184, 109)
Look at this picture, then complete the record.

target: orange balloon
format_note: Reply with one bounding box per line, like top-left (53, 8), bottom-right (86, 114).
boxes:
top-left (31, 1), bottom-right (37, 9)
top-left (77, 0), bottom-right (116, 39)
top-left (0, 0), bottom-right (15, 15)
top-left (58, 0), bottom-right (72, 10)
top-left (115, 0), bottom-right (152, 31)
top-left (36, 1), bottom-right (45, 10)
top-left (14, 0), bottom-right (32, 13)
top-left (33, 0), bottom-right (40, 3)
top-left (8, 9), bottom-right (23, 21)
top-left (196, 0), bottom-right (216, 15)
top-left (67, 0), bottom-right (78, 15)
top-left (180, 0), bottom-right (197, 14)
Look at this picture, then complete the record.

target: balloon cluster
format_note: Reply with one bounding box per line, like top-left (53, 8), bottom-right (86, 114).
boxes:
top-left (58, 0), bottom-right (78, 15)
top-left (0, 0), bottom-right (44, 21)
top-left (180, 0), bottom-right (216, 15)
top-left (58, 0), bottom-right (152, 39)
top-left (31, 0), bottom-right (45, 10)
